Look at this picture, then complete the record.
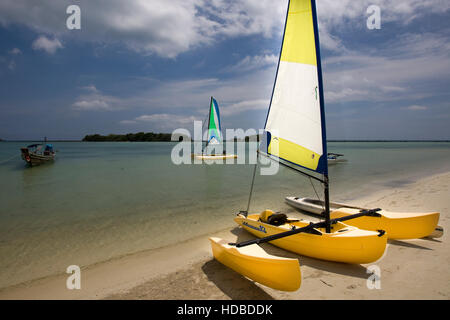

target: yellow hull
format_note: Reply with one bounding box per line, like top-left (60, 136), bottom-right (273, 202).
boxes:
top-left (209, 237), bottom-right (301, 291)
top-left (330, 208), bottom-right (440, 240)
top-left (235, 214), bottom-right (387, 264)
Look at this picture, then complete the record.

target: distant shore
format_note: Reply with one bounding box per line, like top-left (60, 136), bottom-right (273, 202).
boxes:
top-left (0, 170), bottom-right (448, 300)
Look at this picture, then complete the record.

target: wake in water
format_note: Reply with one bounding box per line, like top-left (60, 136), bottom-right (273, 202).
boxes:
top-left (0, 153), bottom-right (19, 165)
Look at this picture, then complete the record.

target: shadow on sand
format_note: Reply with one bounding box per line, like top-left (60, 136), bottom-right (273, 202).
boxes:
top-left (387, 239), bottom-right (434, 250)
top-left (201, 260), bottom-right (274, 300)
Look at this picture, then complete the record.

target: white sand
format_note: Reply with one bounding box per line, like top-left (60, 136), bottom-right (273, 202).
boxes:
top-left (1, 171), bottom-right (449, 300)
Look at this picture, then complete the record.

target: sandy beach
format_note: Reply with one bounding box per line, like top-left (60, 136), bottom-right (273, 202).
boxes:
top-left (1, 171), bottom-right (449, 300)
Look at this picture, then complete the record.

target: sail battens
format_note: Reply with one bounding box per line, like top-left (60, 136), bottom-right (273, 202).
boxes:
top-left (264, 0), bottom-right (326, 174)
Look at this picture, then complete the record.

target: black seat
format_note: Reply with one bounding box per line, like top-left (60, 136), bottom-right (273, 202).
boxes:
top-left (267, 213), bottom-right (288, 226)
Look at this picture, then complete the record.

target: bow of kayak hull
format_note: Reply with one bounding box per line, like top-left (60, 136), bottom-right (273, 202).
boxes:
top-left (209, 237), bottom-right (301, 292)
top-left (330, 208), bottom-right (440, 240)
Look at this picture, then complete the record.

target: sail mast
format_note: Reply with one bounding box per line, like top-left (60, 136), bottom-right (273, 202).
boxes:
top-left (311, 0), bottom-right (330, 232)
top-left (260, 0), bottom-right (331, 232)
top-left (203, 96), bottom-right (213, 154)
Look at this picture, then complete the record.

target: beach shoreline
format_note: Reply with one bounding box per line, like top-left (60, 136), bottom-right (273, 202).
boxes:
top-left (1, 170), bottom-right (449, 300)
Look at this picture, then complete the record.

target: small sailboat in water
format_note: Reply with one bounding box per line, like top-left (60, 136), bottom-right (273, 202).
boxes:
top-left (209, 0), bottom-right (391, 291)
top-left (192, 97), bottom-right (237, 160)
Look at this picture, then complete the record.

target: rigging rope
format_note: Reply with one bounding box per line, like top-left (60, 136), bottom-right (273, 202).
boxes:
top-left (245, 152), bottom-right (259, 215)
top-left (309, 176), bottom-right (325, 212)
top-left (201, 113), bottom-right (209, 153)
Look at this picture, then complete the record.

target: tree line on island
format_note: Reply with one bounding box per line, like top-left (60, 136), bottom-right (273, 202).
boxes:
top-left (82, 132), bottom-right (173, 142)
top-left (82, 132), bottom-right (261, 142)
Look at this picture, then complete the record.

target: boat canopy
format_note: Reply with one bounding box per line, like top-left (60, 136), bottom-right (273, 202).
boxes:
top-left (26, 143), bottom-right (53, 152)
top-left (262, 0), bottom-right (328, 175)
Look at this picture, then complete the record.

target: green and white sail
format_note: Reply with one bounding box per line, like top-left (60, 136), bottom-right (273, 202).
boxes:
top-left (262, 0), bottom-right (328, 174)
top-left (207, 97), bottom-right (222, 145)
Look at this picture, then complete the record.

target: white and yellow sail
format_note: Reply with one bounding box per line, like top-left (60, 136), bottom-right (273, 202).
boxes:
top-left (263, 0), bottom-right (327, 174)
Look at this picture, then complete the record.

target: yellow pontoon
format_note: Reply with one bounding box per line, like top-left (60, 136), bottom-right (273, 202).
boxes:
top-left (209, 237), bottom-right (301, 291)
top-left (330, 208), bottom-right (440, 240)
top-left (234, 211), bottom-right (387, 264)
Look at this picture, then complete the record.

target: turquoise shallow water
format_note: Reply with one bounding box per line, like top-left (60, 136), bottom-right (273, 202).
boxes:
top-left (0, 141), bottom-right (449, 288)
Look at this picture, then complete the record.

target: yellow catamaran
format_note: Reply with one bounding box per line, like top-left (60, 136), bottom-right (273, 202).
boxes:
top-left (210, 0), bottom-right (441, 292)
top-left (209, 0), bottom-right (393, 292)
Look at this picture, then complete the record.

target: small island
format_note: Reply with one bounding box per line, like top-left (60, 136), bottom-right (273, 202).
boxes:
top-left (82, 132), bottom-right (173, 142)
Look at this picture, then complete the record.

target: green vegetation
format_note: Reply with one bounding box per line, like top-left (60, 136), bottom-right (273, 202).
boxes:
top-left (82, 132), bottom-right (173, 142)
top-left (231, 135), bottom-right (261, 142)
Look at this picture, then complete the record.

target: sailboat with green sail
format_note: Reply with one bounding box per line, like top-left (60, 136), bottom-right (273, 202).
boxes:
top-left (192, 96), bottom-right (237, 160)
top-left (209, 0), bottom-right (392, 292)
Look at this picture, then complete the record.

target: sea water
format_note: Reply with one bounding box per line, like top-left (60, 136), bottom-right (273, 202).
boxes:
top-left (0, 141), bottom-right (449, 288)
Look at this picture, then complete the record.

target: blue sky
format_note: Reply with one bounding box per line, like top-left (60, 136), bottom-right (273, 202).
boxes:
top-left (0, 0), bottom-right (449, 140)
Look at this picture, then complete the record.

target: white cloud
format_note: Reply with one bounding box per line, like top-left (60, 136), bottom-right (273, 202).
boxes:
top-left (220, 99), bottom-right (268, 116)
top-left (8, 60), bottom-right (16, 70)
top-left (325, 88), bottom-right (370, 102)
top-left (121, 114), bottom-right (199, 130)
top-left (1, 0), bottom-right (449, 59)
top-left (380, 86), bottom-right (407, 93)
top-left (316, 0), bottom-right (450, 26)
top-left (72, 86), bottom-right (121, 111)
top-left (199, 0), bottom-right (286, 38)
top-left (0, 0), bottom-right (287, 58)
top-left (1, 54), bottom-right (18, 71)
top-left (105, 66), bottom-right (275, 115)
top-left (76, 62), bottom-right (275, 131)
top-left (226, 54), bottom-right (278, 73)
top-left (31, 35), bottom-right (63, 54)
top-left (80, 85), bottom-right (100, 93)
top-left (72, 99), bottom-right (110, 111)
top-left (318, 24), bottom-right (346, 52)
top-left (321, 32), bottom-right (450, 104)
top-left (315, 1), bottom-right (450, 53)
top-left (119, 120), bottom-right (137, 125)
top-left (3, 48), bottom-right (22, 72)
top-left (135, 114), bottom-right (197, 124)
top-left (9, 48), bottom-right (22, 55)
top-left (404, 105), bottom-right (428, 111)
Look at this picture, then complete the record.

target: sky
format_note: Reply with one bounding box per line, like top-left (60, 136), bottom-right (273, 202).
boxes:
top-left (0, 0), bottom-right (449, 140)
